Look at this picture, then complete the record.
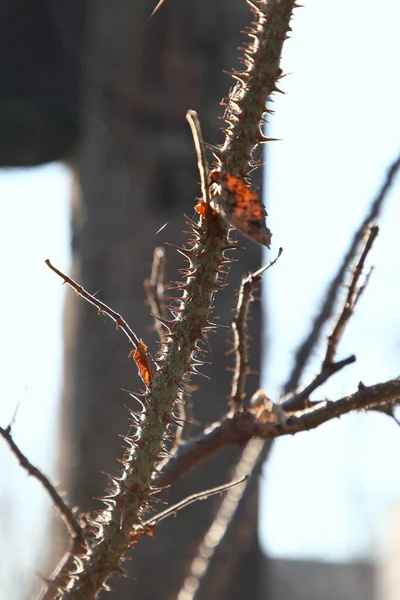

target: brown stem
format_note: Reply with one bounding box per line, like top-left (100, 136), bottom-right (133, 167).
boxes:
top-left (324, 224), bottom-right (378, 365)
top-left (45, 259), bottom-right (140, 349)
top-left (158, 378), bottom-right (400, 488)
top-left (282, 225), bottom-right (378, 412)
top-left (144, 246), bottom-right (168, 344)
top-left (230, 251), bottom-right (282, 410)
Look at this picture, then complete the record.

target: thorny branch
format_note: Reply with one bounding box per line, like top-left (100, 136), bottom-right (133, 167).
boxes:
top-left (35, 2), bottom-right (298, 595)
top-left (0, 0), bottom-right (394, 597)
top-left (44, 214), bottom-right (233, 598)
top-left (41, 179), bottom-right (397, 598)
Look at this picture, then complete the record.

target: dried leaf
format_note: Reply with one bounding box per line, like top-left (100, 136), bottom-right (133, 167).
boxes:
top-left (129, 339), bottom-right (154, 387)
top-left (210, 170), bottom-right (272, 247)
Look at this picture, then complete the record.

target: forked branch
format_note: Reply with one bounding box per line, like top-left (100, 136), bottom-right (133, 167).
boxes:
top-left (158, 378), bottom-right (400, 489)
top-left (283, 224), bottom-right (378, 411)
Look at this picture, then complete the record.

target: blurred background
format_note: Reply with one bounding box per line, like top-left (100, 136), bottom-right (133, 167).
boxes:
top-left (1, 1), bottom-right (399, 599)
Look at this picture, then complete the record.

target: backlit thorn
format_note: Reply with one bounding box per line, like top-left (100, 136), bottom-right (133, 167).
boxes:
top-left (149, 0), bottom-right (165, 20)
top-left (156, 222), bottom-right (168, 235)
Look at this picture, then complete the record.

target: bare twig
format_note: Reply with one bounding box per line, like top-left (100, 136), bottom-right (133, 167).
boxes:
top-left (144, 246), bottom-right (168, 343)
top-left (0, 426), bottom-right (82, 540)
top-left (158, 377), bottom-right (400, 488)
top-left (186, 110), bottom-right (210, 205)
top-left (140, 475), bottom-right (248, 530)
top-left (282, 355), bottom-right (356, 412)
top-left (230, 278), bottom-right (257, 410)
top-left (230, 250), bottom-right (282, 410)
top-left (325, 224), bottom-right (378, 365)
top-left (45, 259), bottom-right (141, 349)
top-left (284, 153), bottom-right (400, 394)
top-left (282, 225), bottom-right (378, 412)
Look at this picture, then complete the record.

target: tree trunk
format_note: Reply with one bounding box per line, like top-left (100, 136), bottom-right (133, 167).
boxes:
top-left (58, 1), bottom-right (265, 597)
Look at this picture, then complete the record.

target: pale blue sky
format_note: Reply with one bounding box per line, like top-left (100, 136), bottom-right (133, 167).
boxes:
top-left (0, 165), bottom-right (71, 598)
top-left (1, 0), bottom-right (399, 597)
top-left (260, 0), bottom-right (400, 562)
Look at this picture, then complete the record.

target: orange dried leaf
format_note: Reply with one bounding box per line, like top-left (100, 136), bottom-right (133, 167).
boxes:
top-left (209, 169), bottom-right (272, 247)
top-left (129, 339), bottom-right (154, 387)
top-left (195, 199), bottom-right (207, 217)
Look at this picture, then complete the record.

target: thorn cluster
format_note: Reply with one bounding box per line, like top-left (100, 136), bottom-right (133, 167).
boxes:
top-left (216, 0), bottom-right (297, 179)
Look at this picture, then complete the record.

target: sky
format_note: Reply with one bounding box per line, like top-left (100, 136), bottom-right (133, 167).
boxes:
top-left (0, 165), bottom-right (71, 598)
top-left (260, 0), bottom-right (400, 564)
top-left (0, 0), bottom-right (400, 597)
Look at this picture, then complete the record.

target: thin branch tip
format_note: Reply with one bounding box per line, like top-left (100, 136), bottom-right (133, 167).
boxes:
top-left (186, 110), bottom-right (211, 205)
top-left (46, 258), bottom-right (141, 349)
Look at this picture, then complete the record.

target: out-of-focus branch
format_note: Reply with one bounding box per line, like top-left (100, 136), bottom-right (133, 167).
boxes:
top-left (283, 224), bottom-right (378, 411)
top-left (284, 153), bottom-right (400, 394)
top-left (325, 224), bottom-right (378, 365)
top-left (158, 377), bottom-right (400, 488)
top-left (177, 438), bottom-right (267, 600)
